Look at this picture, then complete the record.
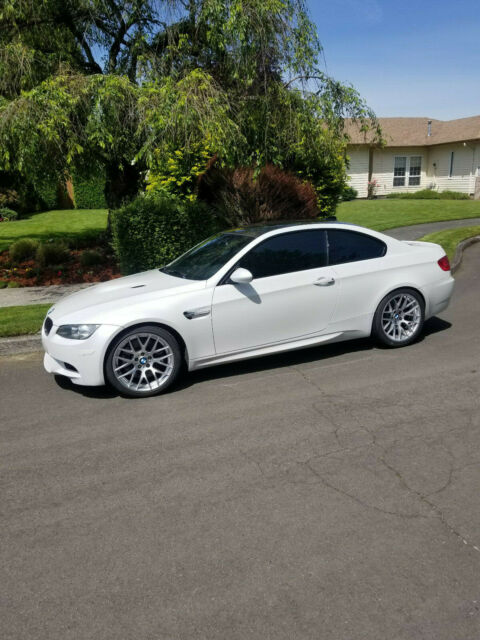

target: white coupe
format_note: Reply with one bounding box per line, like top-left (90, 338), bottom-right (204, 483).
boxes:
top-left (42, 221), bottom-right (454, 397)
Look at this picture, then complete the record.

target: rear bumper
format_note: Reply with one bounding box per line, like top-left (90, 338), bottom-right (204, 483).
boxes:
top-left (424, 276), bottom-right (455, 318)
top-left (42, 323), bottom-right (120, 386)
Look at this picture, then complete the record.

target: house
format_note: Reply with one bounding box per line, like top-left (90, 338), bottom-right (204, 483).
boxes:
top-left (346, 116), bottom-right (480, 199)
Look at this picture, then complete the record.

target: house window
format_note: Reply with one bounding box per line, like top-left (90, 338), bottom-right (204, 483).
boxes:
top-left (393, 157), bottom-right (407, 186)
top-left (393, 156), bottom-right (422, 187)
top-left (409, 156), bottom-right (422, 186)
top-left (449, 152), bottom-right (455, 178)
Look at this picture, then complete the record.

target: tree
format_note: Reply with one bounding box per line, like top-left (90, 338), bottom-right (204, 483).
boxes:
top-left (0, 1), bottom-right (380, 211)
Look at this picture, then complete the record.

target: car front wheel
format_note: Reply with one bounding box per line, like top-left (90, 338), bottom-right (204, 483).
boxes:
top-left (105, 325), bottom-right (183, 397)
top-left (373, 288), bottom-right (425, 348)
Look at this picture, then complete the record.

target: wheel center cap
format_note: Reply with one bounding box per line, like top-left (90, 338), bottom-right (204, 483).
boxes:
top-left (139, 356), bottom-right (148, 365)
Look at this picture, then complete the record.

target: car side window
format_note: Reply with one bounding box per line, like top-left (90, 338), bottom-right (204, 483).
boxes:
top-left (238, 230), bottom-right (328, 279)
top-left (327, 229), bottom-right (386, 265)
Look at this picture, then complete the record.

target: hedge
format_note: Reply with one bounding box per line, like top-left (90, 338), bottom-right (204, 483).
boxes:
top-left (36, 174), bottom-right (107, 210)
top-left (386, 189), bottom-right (470, 200)
top-left (110, 193), bottom-right (223, 274)
top-left (73, 173), bottom-right (107, 209)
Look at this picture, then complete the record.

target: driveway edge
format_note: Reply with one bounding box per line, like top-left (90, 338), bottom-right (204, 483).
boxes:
top-left (451, 235), bottom-right (480, 273)
top-left (0, 334), bottom-right (42, 356)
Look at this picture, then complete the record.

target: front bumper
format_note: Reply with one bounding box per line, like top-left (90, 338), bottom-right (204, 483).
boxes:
top-left (42, 323), bottom-right (121, 386)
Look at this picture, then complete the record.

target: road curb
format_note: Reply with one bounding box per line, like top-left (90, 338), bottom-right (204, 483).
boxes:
top-left (451, 235), bottom-right (480, 274)
top-left (0, 334), bottom-right (42, 356)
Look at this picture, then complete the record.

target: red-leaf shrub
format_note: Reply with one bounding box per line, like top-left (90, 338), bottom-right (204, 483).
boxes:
top-left (197, 161), bottom-right (320, 226)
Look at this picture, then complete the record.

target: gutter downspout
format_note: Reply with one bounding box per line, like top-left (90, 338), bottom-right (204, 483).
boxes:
top-left (463, 141), bottom-right (476, 195)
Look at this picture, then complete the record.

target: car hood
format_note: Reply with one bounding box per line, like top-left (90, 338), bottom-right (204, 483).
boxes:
top-left (49, 269), bottom-right (205, 324)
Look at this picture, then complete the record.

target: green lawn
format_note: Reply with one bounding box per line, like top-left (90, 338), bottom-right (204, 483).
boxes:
top-left (0, 303), bottom-right (51, 337)
top-left (337, 199), bottom-right (480, 231)
top-left (418, 225), bottom-right (480, 261)
top-left (0, 209), bottom-right (108, 252)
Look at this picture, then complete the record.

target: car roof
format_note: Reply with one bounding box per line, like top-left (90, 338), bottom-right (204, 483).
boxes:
top-left (223, 219), bottom-right (363, 238)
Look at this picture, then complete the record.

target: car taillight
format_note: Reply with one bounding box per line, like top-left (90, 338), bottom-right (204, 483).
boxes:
top-left (437, 255), bottom-right (450, 271)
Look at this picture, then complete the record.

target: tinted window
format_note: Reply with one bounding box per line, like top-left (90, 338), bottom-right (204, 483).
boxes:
top-left (327, 229), bottom-right (386, 265)
top-left (238, 230), bottom-right (327, 279)
top-left (161, 233), bottom-right (253, 280)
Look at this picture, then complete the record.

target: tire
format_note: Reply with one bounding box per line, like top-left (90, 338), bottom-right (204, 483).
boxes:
top-left (372, 288), bottom-right (425, 348)
top-left (105, 325), bottom-right (183, 397)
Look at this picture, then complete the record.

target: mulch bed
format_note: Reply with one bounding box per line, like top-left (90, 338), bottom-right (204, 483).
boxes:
top-left (0, 249), bottom-right (121, 287)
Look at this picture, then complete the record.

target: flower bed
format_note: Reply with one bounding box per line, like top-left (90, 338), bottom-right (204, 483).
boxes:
top-left (0, 247), bottom-right (120, 287)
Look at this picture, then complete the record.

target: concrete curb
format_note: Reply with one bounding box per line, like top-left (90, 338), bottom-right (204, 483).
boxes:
top-left (0, 333), bottom-right (42, 356)
top-left (451, 235), bottom-right (480, 274)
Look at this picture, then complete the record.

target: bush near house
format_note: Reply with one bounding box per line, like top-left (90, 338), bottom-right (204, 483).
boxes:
top-left (340, 185), bottom-right (358, 201)
top-left (386, 189), bottom-right (470, 200)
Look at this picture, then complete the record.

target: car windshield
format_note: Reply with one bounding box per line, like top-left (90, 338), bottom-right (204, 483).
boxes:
top-left (160, 232), bottom-right (254, 281)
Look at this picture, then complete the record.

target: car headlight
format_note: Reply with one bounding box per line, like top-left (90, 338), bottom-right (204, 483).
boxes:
top-left (56, 324), bottom-right (100, 340)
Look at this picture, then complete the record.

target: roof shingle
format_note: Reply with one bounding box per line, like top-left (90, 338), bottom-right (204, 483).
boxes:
top-left (346, 116), bottom-right (480, 146)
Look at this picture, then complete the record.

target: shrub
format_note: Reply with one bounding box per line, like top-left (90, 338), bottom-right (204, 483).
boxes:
top-left (439, 190), bottom-right (470, 200)
top-left (367, 179), bottom-right (378, 199)
top-left (0, 207), bottom-right (18, 221)
top-left (197, 162), bottom-right (320, 226)
top-left (36, 241), bottom-right (69, 267)
top-left (7, 281), bottom-right (20, 288)
top-left (0, 189), bottom-right (20, 210)
top-left (73, 174), bottom-right (107, 209)
top-left (80, 249), bottom-right (104, 268)
top-left (0, 280), bottom-right (7, 289)
top-left (9, 238), bottom-right (39, 263)
top-left (387, 189), bottom-right (470, 200)
top-left (340, 185), bottom-right (358, 201)
top-left (111, 192), bottom-right (223, 274)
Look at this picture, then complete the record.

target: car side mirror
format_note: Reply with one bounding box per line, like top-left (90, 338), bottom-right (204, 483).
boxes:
top-left (230, 267), bottom-right (253, 284)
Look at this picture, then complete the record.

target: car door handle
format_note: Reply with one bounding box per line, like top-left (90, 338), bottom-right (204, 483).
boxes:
top-left (314, 277), bottom-right (335, 286)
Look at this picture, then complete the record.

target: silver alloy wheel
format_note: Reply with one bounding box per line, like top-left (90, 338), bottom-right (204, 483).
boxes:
top-left (112, 332), bottom-right (174, 393)
top-left (381, 293), bottom-right (422, 342)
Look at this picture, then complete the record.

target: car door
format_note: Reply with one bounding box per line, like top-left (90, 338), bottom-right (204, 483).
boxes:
top-left (211, 230), bottom-right (339, 354)
top-left (326, 228), bottom-right (388, 325)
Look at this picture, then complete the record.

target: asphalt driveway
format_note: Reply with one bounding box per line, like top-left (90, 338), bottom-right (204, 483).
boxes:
top-left (1, 247), bottom-right (480, 640)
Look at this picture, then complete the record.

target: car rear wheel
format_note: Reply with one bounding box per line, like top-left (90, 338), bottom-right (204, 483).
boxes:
top-left (373, 288), bottom-right (425, 348)
top-left (105, 325), bottom-right (183, 397)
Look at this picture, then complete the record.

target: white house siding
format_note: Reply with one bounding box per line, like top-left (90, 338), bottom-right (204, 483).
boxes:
top-left (427, 143), bottom-right (477, 194)
top-left (346, 146), bottom-right (369, 198)
top-left (371, 146), bottom-right (428, 195)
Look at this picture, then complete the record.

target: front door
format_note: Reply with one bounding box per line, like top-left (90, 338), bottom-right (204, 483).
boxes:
top-left (211, 230), bottom-right (339, 354)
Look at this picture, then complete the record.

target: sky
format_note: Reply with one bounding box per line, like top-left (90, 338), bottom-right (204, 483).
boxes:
top-left (307, 0), bottom-right (480, 120)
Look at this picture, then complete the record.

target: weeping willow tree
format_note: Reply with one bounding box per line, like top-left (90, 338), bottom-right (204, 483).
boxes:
top-left (0, 0), bottom-right (380, 210)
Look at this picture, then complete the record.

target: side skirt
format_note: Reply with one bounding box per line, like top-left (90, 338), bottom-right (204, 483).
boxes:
top-left (188, 330), bottom-right (364, 371)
